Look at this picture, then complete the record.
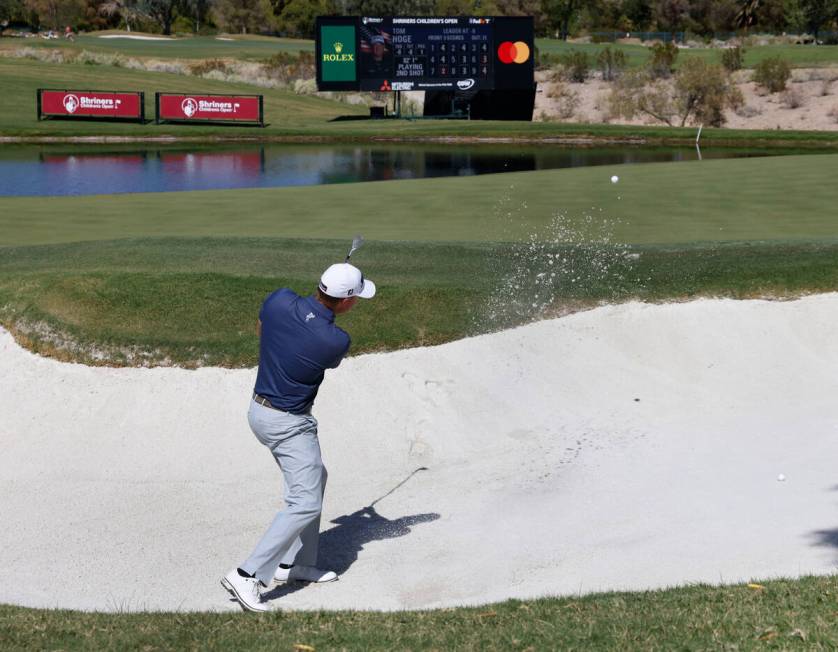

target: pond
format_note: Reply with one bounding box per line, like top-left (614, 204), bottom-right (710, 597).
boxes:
top-left (0, 143), bottom-right (822, 197)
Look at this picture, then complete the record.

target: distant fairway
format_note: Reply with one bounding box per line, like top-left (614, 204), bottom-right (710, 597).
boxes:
top-left (0, 33), bottom-right (313, 60)
top-left (0, 57), bottom-right (366, 137)
top-left (2, 154), bottom-right (838, 246)
top-left (535, 38), bottom-right (838, 68)
top-left (5, 32), bottom-right (838, 68)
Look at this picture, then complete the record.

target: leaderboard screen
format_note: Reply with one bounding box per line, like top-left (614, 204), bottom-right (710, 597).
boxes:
top-left (316, 16), bottom-right (533, 92)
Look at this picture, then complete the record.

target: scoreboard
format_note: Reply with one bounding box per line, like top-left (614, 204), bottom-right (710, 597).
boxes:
top-left (316, 16), bottom-right (533, 93)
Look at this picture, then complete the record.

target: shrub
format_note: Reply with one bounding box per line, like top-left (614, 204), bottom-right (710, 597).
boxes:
top-left (753, 56), bottom-right (791, 93)
top-left (547, 82), bottom-right (580, 119)
top-left (536, 52), bottom-right (558, 70)
top-left (735, 104), bottom-right (762, 118)
top-left (674, 58), bottom-right (743, 126)
top-left (76, 50), bottom-right (127, 67)
top-left (721, 46), bottom-right (745, 72)
top-left (597, 46), bottom-right (627, 82)
top-left (171, 15), bottom-right (194, 34)
top-left (189, 59), bottom-right (228, 76)
top-left (648, 41), bottom-right (678, 79)
top-left (561, 51), bottom-right (591, 83)
top-left (780, 87), bottom-right (805, 109)
top-left (609, 59), bottom-right (742, 127)
top-left (262, 50), bottom-right (314, 84)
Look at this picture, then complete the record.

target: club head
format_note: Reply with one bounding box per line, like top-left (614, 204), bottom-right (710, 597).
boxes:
top-left (345, 235), bottom-right (364, 263)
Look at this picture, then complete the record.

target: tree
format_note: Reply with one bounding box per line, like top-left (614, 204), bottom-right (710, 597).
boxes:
top-left (542, 0), bottom-right (578, 40)
top-left (342, 0), bottom-right (435, 14)
top-left (653, 0), bottom-right (690, 31)
top-left (24, 0), bottom-right (85, 28)
top-left (622, 0), bottom-right (653, 29)
top-left (798, 0), bottom-right (838, 38)
top-left (0, 0), bottom-right (27, 24)
top-left (215, 0), bottom-right (273, 33)
top-left (735, 0), bottom-right (761, 29)
top-left (276, 0), bottom-right (332, 37)
top-left (98, 0), bottom-right (143, 31)
top-left (184, 0), bottom-right (212, 31)
top-left (138, 0), bottom-right (179, 34)
top-left (435, 0), bottom-right (499, 15)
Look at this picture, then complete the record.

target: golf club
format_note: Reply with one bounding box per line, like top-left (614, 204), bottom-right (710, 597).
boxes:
top-left (367, 466), bottom-right (428, 510)
top-left (345, 235), bottom-right (364, 263)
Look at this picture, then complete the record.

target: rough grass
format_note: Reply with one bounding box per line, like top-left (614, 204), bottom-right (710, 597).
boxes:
top-left (1, 237), bottom-right (837, 367)
top-left (1, 575), bottom-right (837, 650)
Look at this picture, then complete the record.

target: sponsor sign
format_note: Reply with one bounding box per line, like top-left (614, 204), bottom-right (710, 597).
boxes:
top-left (37, 89), bottom-right (144, 121)
top-left (320, 25), bottom-right (357, 82)
top-left (316, 16), bottom-right (533, 92)
top-left (155, 93), bottom-right (264, 126)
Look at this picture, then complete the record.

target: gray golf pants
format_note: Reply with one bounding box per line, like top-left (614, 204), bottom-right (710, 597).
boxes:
top-left (240, 399), bottom-right (327, 586)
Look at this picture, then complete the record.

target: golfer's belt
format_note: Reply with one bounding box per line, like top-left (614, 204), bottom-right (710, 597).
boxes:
top-left (253, 393), bottom-right (279, 410)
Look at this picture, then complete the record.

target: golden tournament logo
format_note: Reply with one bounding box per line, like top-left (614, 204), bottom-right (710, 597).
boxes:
top-left (323, 40), bottom-right (353, 62)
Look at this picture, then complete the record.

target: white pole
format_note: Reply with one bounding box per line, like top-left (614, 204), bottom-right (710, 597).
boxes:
top-left (695, 124), bottom-right (703, 161)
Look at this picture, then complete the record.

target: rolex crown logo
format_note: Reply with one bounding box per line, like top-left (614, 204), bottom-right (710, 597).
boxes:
top-left (334, 42), bottom-right (343, 53)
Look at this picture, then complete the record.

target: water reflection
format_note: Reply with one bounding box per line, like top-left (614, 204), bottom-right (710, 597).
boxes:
top-left (0, 143), bottom-right (810, 197)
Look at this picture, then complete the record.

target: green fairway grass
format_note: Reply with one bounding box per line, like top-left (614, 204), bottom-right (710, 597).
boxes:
top-left (536, 38), bottom-right (838, 69)
top-left (4, 57), bottom-right (838, 143)
top-left (2, 155), bottom-right (838, 246)
top-left (0, 58), bottom-right (366, 137)
top-left (7, 33), bottom-right (838, 69)
top-left (0, 33), bottom-right (314, 60)
top-left (1, 575), bottom-right (836, 650)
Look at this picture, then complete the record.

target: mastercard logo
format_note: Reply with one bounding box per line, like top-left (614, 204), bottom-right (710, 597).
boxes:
top-left (497, 41), bottom-right (530, 64)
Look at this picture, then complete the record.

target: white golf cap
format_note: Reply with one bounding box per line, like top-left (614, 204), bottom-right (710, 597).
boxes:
top-left (319, 263), bottom-right (376, 299)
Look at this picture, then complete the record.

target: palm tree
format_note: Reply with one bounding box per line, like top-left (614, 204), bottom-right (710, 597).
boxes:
top-left (735, 0), bottom-right (762, 30)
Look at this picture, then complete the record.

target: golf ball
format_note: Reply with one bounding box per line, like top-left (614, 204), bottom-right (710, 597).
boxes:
top-left (611, 175), bottom-right (619, 183)
top-left (777, 473), bottom-right (786, 482)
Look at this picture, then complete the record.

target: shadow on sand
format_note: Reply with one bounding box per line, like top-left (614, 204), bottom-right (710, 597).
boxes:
top-left (809, 484), bottom-right (838, 558)
top-left (261, 505), bottom-right (440, 602)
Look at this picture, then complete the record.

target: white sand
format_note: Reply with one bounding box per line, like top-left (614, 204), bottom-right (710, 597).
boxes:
top-left (1, 295), bottom-right (837, 612)
top-left (97, 35), bottom-right (174, 41)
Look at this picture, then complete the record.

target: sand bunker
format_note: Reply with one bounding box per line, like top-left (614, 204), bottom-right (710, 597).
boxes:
top-left (98, 35), bottom-right (174, 41)
top-left (1, 295), bottom-right (836, 612)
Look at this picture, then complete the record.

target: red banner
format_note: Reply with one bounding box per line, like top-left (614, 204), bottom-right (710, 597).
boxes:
top-left (38, 89), bottom-right (144, 121)
top-left (156, 93), bottom-right (263, 126)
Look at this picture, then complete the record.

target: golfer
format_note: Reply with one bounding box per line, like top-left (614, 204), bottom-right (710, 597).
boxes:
top-left (222, 262), bottom-right (375, 612)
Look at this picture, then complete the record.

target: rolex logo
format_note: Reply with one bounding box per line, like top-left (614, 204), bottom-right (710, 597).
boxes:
top-left (322, 40), bottom-right (354, 63)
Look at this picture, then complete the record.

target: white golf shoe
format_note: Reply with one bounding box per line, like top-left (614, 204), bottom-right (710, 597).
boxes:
top-left (221, 569), bottom-right (271, 612)
top-left (274, 565), bottom-right (338, 583)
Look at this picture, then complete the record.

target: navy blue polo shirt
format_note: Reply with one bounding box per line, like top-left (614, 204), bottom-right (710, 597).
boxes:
top-left (253, 288), bottom-right (350, 414)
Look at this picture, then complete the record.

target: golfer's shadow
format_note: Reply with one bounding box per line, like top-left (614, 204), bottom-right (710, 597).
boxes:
top-left (261, 505), bottom-right (440, 601)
